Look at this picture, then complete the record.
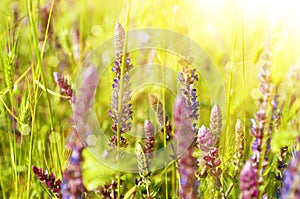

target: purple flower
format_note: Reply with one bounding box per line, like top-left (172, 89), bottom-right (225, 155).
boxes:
top-left (174, 96), bottom-right (199, 199)
top-left (209, 104), bottom-right (222, 146)
top-left (97, 179), bottom-right (123, 199)
top-left (61, 66), bottom-right (98, 199)
top-left (174, 97), bottom-right (195, 154)
top-left (115, 22), bottom-right (125, 58)
top-left (244, 43), bottom-right (274, 197)
top-left (239, 161), bottom-right (259, 199)
top-left (250, 45), bottom-right (273, 166)
top-left (61, 134), bottom-right (85, 199)
top-left (281, 151), bottom-right (300, 198)
top-left (32, 166), bottom-right (62, 198)
top-left (72, 66), bottom-right (98, 139)
top-left (197, 125), bottom-right (214, 153)
top-left (178, 58), bottom-right (199, 133)
top-left (143, 120), bottom-right (155, 168)
top-left (108, 23), bottom-right (133, 148)
top-left (196, 105), bottom-right (223, 195)
top-left (53, 72), bottom-right (74, 102)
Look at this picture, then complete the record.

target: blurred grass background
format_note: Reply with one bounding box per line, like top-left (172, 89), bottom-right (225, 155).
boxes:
top-left (0, 0), bottom-right (300, 198)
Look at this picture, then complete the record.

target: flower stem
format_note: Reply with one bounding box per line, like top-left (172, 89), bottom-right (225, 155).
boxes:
top-left (116, 1), bottom-right (131, 198)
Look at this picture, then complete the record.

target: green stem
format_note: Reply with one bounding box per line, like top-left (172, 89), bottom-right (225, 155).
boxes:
top-left (27, 97), bottom-right (35, 199)
top-left (240, 0), bottom-right (247, 137)
top-left (224, 0), bottom-right (238, 158)
top-left (8, 90), bottom-right (18, 196)
top-left (26, 1), bottom-right (62, 197)
top-left (162, 91), bottom-right (169, 199)
top-left (172, 162), bottom-right (177, 197)
top-left (26, 0), bottom-right (54, 129)
top-left (79, 0), bottom-right (87, 63)
top-left (116, 1), bottom-right (131, 198)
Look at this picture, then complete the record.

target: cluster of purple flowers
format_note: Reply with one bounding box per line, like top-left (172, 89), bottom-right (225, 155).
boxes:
top-left (61, 135), bottom-right (85, 199)
top-left (239, 161), bottom-right (259, 199)
top-left (197, 105), bottom-right (223, 197)
top-left (178, 58), bottom-right (199, 133)
top-left (281, 151), bottom-right (300, 198)
top-left (143, 120), bottom-right (155, 168)
top-left (108, 22), bottom-right (133, 148)
top-left (32, 166), bottom-right (62, 198)
top-left (174, 96), bottom-right (199, 199)
top-left (53, 72), bottom-right (74, 103)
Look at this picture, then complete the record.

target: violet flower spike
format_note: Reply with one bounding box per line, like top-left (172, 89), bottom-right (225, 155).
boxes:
top-left (281, 151), bottom-right (300, 198)
top-left (62, 66), bottom-right (98, 199)
top-left (209, 104), bottom-right (222, 147)
top-left (174, 96), bottom-right (199, 199)
top-left (72, 66), bottom-right (99, 138)
top-left (197, 125), bottom-right (214, 153)
top-left (108, 23), bottom-right (133, 148)
top-left (178, 58), bottom-right (199, 133)
top-left (32, 166), bottom-right (62, 198)
top-left (61, 138), bottom-right (85, 199)
top-left (250, 43), bottom-right (273, 167)
top-left (239, 161), bottom-right (259, 199)
top-left (53, 72), bottom-right (74, 103)
top-left (245, 42), bottom-right (273, 198)
top-left (144, 120), bottom-right (155, 168)
top-left (115, 22), bottom-right (125, 58)
top-left (196, 105), bottom-right (223, 196)
top-left (233, 119), bottom-right (245, 177)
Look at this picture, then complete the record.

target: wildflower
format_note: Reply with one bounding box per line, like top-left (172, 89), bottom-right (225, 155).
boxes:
top-left (135, 120), bottom-right (155, 198)
top-left (178, 58), bottom-right (199, 133)
top-left (197, 125), bottom-right (214, 153)
top-left (97, 180), bottom-right (123, 199)
top-left (32, 166), bottom-right (62, 198)
top-left (115, 22), bottom-right (125, 58)
top-left (62, 66), bottom-right (98, 199)
top-left (108, 22), bottom-right (133, 148)
top-left (233, 119), bottom-right (245, 177)
top-left (197, 105), bottom-right (222, 168)
top-left (72, 66), bottom-right (98, 138)
top-left (239, 161), bottom-right (259, 199)
top-left (174, 96), bottom-right (199, 199)
top-left (281, 151), bottom-right (300, 198)
top-left (250, 43), bottom-right (273, 167)
top-left (61, 134), bottom-right (85, 199)
top-left (197, 105), bottom-right (223, 196)
top-left (209, 104), bottom-right (222, 146)
top-left (143, 120), bottom-right (155, 168)
top-left (53, 72), bottom-right (74, 102)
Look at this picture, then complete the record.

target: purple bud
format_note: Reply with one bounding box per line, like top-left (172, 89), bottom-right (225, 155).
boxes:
top-left (281, 151), bottom-right (300, 198)
top-left (240, 161), bottom-right (259, 199)
top-left (198, 125), bottom-right (214, 153)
